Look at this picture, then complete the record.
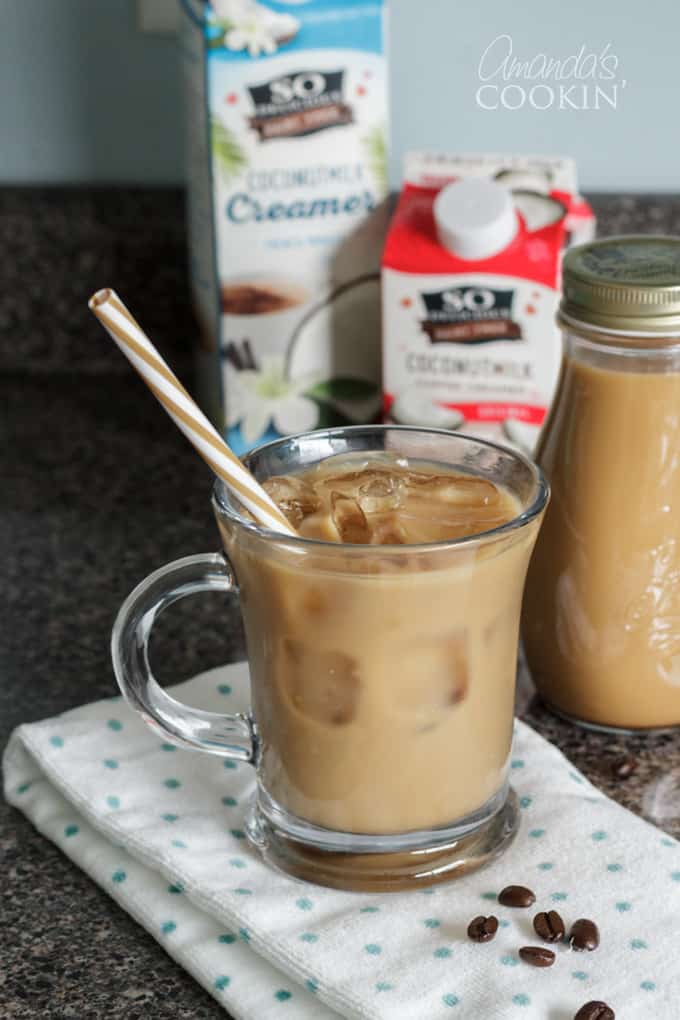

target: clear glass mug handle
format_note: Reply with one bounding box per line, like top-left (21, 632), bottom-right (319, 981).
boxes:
top-left (111, 552), bottom-right (255, 763)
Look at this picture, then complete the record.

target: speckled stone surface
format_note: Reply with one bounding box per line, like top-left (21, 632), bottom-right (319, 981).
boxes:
top-left (3, 189), bottom-right (680, 1018)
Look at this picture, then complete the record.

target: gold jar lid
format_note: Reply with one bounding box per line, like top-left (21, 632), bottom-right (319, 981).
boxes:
top-left (559, 235), bottom-right (680, 338)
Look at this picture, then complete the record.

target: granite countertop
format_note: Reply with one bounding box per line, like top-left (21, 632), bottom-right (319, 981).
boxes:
top-left (3, 189), bottom-right (680, 1018)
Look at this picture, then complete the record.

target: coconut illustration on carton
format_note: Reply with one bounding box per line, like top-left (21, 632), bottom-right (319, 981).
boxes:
top-left (287, 274), bottom-right (383, 420)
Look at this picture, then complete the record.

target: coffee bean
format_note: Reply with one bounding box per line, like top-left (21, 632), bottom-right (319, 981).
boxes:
top-left (497, 884), bottom-right (536, 908)
top-left (467, 915), bottom-right (499, 943)
top-left (519, 945), bottom-right (555, 967)
top-left (533, 909), bottom-right (566, 943)
top-left (611, 756), bottom-right (637, 781)
top-left (569, 918), bottom-right (600, 952)
top-left (574, 1001), bottom-right (615, 1020)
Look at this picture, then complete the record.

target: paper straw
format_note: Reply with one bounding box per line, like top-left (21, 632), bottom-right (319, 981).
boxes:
top-left (88, 288), bottom-right (296, 536)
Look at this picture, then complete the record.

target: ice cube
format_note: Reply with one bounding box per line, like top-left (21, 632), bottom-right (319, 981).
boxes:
top-left (262, 474), bottom-right (320, 528)
top-left (403, 470), bottom-right (434, 486)
top-left (330, 491), bottom-right (372, 544)
top-left (360, 476), bottom-right (396, 497)
top-left (406, 472), bottom-right (499, 507)
top-left (315, 463), bottom-right (372, 490)
top-left (392, 633), bottom-right (469, 731)
top-left (301, 586), bottom-right (326, 616)
top-left (447, 635), bottom-right (469, 705)
top-left (358, 475), bottom-right (404, 514)
top-left (282, 639), bottom-right (360, 725)
top-left (369, 518), bottom-right (408, 545)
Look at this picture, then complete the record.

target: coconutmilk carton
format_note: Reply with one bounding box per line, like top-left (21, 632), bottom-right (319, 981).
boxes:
top-left (382, 152), bottom-right (595, 451)
top-left (182, 0), bottom-right (389, 453)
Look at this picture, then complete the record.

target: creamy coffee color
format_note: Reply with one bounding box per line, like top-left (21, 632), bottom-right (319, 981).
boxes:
top-left (523, 352), bottom-right (680, 729)
top-left (220, 453), bottom-right (540, 834)
top-left (266, 456), bottom-right (520, 544)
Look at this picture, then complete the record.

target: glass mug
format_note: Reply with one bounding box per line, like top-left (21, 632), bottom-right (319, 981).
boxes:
top-left (112, 426), bottom-right (548, 890)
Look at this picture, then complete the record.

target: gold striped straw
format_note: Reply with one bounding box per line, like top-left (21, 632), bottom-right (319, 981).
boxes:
top-left (88, 288), bottom-right (296, 536)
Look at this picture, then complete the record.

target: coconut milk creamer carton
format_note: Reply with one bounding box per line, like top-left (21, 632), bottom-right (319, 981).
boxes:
top-left (182, 0), bottom-right (389, 454)
top-left (382, 152), bottom-right (595, 450)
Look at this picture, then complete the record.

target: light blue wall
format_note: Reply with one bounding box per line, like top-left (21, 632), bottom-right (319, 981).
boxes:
top-left (1, 0), bottom-right (678, 190)
top-left (0, 1), bottom-right (183, 184)
top-left (393, 0), bottom-right (680, 193)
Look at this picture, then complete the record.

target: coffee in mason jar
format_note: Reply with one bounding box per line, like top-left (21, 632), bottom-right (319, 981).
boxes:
top-left (523, 235), bottom-right (680, 731)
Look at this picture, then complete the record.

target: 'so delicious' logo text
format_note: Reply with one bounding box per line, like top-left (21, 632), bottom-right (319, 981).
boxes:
top-left (476, 35), bottom-right (626, 111)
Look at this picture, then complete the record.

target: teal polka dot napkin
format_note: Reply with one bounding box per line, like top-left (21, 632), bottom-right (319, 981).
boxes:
top-left (4, 663), bottom-right (680, 1019)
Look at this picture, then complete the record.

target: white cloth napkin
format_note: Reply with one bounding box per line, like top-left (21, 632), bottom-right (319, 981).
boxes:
top-left (5, 663), bottom-right (680, 1020)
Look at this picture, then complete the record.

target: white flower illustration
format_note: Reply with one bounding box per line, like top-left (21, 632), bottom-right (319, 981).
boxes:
top-left (225, 356), bottom-right (319, 445)
top-left (225, 19), bottom-right (277, 57)
top-left (211, 0), bottom-right (299, 56)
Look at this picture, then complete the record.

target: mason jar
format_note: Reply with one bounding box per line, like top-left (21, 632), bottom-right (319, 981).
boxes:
top-left (522, 235), bottom-right (680, 732)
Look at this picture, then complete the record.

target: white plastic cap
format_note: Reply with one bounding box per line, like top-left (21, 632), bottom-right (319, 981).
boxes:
top-left (434, 178), bottom-right (518, 260)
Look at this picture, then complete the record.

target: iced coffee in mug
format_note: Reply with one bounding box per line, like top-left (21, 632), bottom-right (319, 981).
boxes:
top-left (112, 427), bottom-right (547, 890)
top-left (523, 236), bottom-right (680, 731)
